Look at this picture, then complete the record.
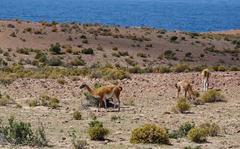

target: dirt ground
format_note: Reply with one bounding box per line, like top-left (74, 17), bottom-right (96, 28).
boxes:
top-left (0, 71), bottom-right (240, 149)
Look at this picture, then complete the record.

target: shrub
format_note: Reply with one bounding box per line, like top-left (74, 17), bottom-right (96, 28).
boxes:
top-left (82, 39), bottom-right (88, 44)
top-left (0, 116), bottom-right (48, 146)
top-left (169, 122), bottom-right (195, 139)
top-left (26, 99), bottom-right (38, 107)
top-left (82, 48), bottom-right (94, 54)
top-left (57, 78), bottom-right (67, 84)
top-left (170, 36), bottom-right (178, 42)
top-left (136, 52), bottom-right (147, 58)
top-left (88, 116), bottom-right (109, 140)
top-left (72, 111), bottom-right (82, 120)
top-left (176, 97), bottom-right (191, 113)
top-left (130, 123), bottom-right (170, 144)
top-left (46, 57), bottom-right (63, 66)
top-left (35, 51), bottom-right (47, 62)
top-left (154, 66), bottom-right (172, 73)
top-left (229, 66), bottom-right (239, 71)
top-left (185, 52), bottom-right (192, 57)
top-left (10, 32), bottom-right (16, 37)
top-left (187, 128), bottom-right (208, 143)
top-left (163, 50), bottom-right (177, 60)
top-left (201, 89), bottom-right (225, 102)
top-left (199, 121), bottom-right (220, 137)
top-left (173, 63), bottom-right (190, 73)
top-left (118, 51), bottom-right (129, 56)
top-left (70, 57), bottom-right (85, 66)
top-left (217, 65), bottom-right (226, 71)
top-left (49, 43), bottom-right (61, 54)
top-left (183, 146), bottom-right (202, 149)
top-left (39, 94), bottom-right (60, 109)
top-left (0, 95), bottom-right (15, 106)
top-left (88, 126), bottom-right (109, 141)
top-left (125, 58), bottom-right (138, 66)
top-left (90, 67), bottom-right (130, 80)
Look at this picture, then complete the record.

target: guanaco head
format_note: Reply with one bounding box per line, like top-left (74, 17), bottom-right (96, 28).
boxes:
top-left (80, 82), bottom-right (87, 89)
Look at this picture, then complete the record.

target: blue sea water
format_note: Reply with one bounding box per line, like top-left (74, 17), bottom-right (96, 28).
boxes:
top-left (0, 0), bottom-right (240, 32)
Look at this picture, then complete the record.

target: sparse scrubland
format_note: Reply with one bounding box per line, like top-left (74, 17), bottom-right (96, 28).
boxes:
top-left (0, 19), bottom-right (240, 149)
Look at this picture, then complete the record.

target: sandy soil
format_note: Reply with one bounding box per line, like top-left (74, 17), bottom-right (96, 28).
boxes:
top-left (0, 71), bottom-right (240, 149)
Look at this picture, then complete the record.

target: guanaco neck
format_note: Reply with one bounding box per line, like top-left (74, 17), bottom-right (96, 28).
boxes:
top-left (85, 85), bottom-right (96, 95)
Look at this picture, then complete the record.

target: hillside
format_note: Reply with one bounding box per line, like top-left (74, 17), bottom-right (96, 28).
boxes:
top-left (0, 19), bottom-right (240, 69)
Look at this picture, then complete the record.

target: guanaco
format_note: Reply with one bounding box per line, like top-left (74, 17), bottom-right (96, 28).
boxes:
top-left (201, 68), bottom-right (211, 92)
top-left (175, 80), bottom-right (194, 100)
top-left (80, 82), bottom-right (122, 112)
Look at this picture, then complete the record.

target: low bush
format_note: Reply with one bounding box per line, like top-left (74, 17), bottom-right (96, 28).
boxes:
top-left (87, 116), bottom-right (109, 140)
top-left (169, 122), bottom-right (195, 139)
top-left (201, 89), bottom-right (225, 102)
top-left (176, 97), bottom-right (191, 113)
top-left (187, 128), bottom-right (208, 143)
top-left (130, 123), bottom-right (170, 144)
top-left (0, 116), bottom-right (48, 146)
top-left (49, 43), bottom-right (61, 54)
top-left (39, 94), bottom-right (60, 109)
top-left (199, 121), bottom-right (220, 137)
top-left (26, 99), bottom-right (38, 107)
top-left (173, 63), bottom-right (190, 73)
top-left (0, 95), bottom-right (15, 106)
top-left (82, 48), bottom-right (93, 54)
top-left (72, 111), bottom-right (82, 120)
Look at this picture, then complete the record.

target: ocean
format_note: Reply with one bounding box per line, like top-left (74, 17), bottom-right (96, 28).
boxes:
top-left (0, 0), bottom-right (240, 32)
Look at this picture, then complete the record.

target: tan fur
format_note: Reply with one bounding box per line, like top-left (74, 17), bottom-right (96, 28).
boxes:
top-left (201, 68), bottom-right (211, 91)
top-left (80, 82), bottom-right (122, 112)
top-left (175, 80), bottom-right (194, 100)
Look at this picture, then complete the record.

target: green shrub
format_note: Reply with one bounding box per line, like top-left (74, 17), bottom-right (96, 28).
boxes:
top-left (154, 66), bottom-right (172, 73)
top-left (176, 98), bottom-right (191, 113)
top-left (46, 57), bottom-right (63, 66)
top-left (49, 43), bottom-right (61, 54)
top-left (88, 116), bottom-right (109, 140)
top-left (90, 67), bottom-right (130, 80)
top-left (57, 78), bottom-right (67, 84)
top-left (125, 58), bottom-right (138, 66)
top-left (169, 122), bottom-right (195, 138)
top-left (183, 146), bottom-right (202, 149)
top-left (118, 51), bottom-right (129, 56)
top-left (163, 50), bottom-right (177, 60)
top-left (173, 63), bottom-right (190, 73)
top-left (0, 116), bottom-right (47, 146)
top-left (70, 57), bottom-right (86, 66)
top-left (185, 52), bottom-right (192, 57)
top-left (39, 94), bottom-right (60, 109)
top-left (130, 123), bottom-right (170, 144)
top-left (72, 111), bottom-right (82, 120)
top-left (187, 128), bottom-right (208, 143)
top-left (82, 48), bottom-right (94, 54)
top-left (170, 36), bottom-right (178, 42)
top-left (88, 126), bottom-right (109, 141)
top-left (111, 115), bottom-right (120, 121)
top-left (136, 52), bottom-right (147, 58)
top-left (229, 66), bottom-right (239, 71)
top-left (26, 99), bottom-right (38, 107)
top-left (218, 65), bottom-right (226, 71)
top-left (201, 89), bottom-right (225, 102)
top-left (0, 95), bottom-right (15, 106)
top-left (199, 121), bottom-right (220, 137)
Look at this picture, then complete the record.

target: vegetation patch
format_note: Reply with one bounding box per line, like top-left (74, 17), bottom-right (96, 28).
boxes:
top-left (130, 123), bottom-right (170, 145)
